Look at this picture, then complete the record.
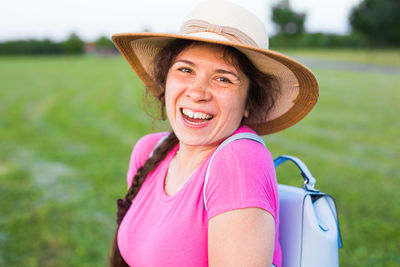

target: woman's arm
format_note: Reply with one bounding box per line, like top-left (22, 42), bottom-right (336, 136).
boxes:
top-left (208, 207), bottom-right (275, 267)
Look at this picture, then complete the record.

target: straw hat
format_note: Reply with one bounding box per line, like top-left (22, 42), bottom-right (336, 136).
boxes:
top-left (112, 0), bottom-right (318, 135)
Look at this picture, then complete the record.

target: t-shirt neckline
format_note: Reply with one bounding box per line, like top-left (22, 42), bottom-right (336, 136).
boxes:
top-left (156, 125), bottom-right (254, 202)
top-left (157, 144), bottom-right (196, 201)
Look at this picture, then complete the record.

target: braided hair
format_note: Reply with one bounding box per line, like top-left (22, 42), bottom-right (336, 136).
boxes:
top-left (110, 132), bottom-right (178, 266)
top-left (109, 40), bottom-right (190, 267)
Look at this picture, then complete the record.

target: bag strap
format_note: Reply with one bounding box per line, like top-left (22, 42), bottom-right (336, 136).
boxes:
top-left (203, 132), bottom-right (265, 211)
top-left (275, 156), bottom-right (342, 248)
top-left (149, 134), bottom-right (169, 158)
top-left (274, 155), bottom-right (318, 192)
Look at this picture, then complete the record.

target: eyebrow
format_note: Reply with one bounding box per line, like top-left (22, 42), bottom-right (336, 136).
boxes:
top-left (174, 59), bottom-right (241, 80)
top-left (175, 59), bottom-right (195, 66)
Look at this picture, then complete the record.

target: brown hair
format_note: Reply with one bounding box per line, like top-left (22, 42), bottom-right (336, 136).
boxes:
top-left (109, 39), bottom-right (279, 266)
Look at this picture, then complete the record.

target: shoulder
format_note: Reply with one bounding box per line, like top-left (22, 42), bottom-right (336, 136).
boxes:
top-left (133, 132), bottom-right (169, 158)
top-left (212, 125), bottom-right (274, 170)
top-left (210, 135), bottom-right (274, 179)
top-left (205, 127), bottom-right (278, 219)
top-left (126, 132), bottom-right (169, 186)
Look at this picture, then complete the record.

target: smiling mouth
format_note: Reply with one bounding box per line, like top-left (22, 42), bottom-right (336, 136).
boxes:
top-left (181, 108), bottom-right (214, 125)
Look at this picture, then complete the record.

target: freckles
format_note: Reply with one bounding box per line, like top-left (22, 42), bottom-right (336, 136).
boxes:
top-left (165, 80), bottom-right (179, 97)
top-left (169, 81), bottom-right (191, 102)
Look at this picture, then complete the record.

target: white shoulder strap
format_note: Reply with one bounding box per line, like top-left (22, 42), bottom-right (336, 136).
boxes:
top-left (203, 132), bottom-right (265, 211)
top-left (149, 134), bottom-right (169, 157)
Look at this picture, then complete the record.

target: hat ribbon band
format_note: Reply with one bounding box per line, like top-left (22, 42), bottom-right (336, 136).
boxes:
top-left (180, 19), bottom-right (258, 47)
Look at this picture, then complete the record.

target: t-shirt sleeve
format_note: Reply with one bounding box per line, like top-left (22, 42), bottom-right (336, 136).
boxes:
top-left (205, 139), bottom-right (279, 221)
top-left (126, 132), bottom-right (169, 187)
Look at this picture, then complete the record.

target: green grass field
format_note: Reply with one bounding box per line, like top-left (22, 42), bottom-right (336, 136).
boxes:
top-left (0, 52), bottom-right (399, 266)
top-left (280, 48), bottom-right (400, 66)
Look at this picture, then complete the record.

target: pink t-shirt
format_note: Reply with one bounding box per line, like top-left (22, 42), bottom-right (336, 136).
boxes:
top-left (118, 126), bottom-right (282, 267)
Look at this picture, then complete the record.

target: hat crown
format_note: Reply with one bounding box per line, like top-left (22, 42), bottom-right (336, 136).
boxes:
top-left (179, 1), bottom-right (269, 49)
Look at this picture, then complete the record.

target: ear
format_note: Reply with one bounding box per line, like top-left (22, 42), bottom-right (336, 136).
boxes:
top-left (243, 109), bottom-right (249, 118)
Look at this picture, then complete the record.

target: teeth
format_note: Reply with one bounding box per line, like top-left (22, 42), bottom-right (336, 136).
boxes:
top-left (182, 108), bottom-right (212, 120)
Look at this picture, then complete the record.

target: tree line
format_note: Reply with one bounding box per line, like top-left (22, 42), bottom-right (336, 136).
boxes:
top-left (270, 0), bottom-right (399, 48)
top-left (0, 33), bottom-right (116, 55)
top-left (1, 0), bottom-right (399, 55)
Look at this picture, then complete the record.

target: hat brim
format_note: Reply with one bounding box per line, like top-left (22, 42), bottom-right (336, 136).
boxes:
top-left (112, 32), bottom-right (318, 135)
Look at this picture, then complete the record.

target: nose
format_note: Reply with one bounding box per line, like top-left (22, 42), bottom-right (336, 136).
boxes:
top-left (185, 77), bottom-right (212, 102)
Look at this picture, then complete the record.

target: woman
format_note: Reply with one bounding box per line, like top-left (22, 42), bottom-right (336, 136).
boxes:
top-left (110, 1), bottom-right (318, 267)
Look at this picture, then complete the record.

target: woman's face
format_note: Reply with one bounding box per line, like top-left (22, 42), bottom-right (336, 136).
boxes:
top-left (165, 43), bottom-right (249, 148)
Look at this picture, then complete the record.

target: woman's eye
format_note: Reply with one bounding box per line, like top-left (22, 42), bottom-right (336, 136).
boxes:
top-left (178, 67), bottom-right (192, 73)
top-left (216, 77), bottom-right (232, 84)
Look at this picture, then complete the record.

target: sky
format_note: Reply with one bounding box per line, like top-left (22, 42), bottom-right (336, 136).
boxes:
top-left (1, 0), bottom-right (363, 42)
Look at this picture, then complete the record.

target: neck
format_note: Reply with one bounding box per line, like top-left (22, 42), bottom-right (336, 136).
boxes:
top-left (174, 142), bottom-right (218, 173)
